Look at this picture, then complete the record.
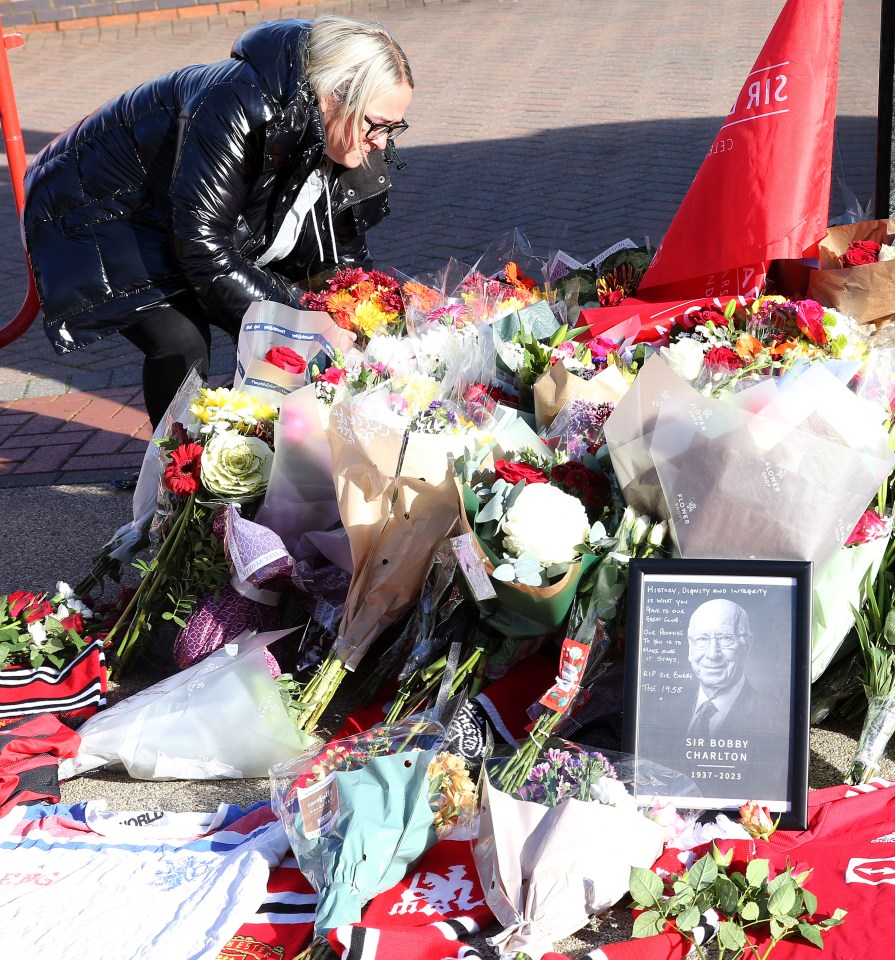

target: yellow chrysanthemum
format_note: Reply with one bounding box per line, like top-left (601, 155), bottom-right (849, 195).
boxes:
top-left (394, 372), bottom-right (439, 415)
top-left (190, 386), bottom-right (276, 432)
top-left (353, 300), bottom-right (396, 339)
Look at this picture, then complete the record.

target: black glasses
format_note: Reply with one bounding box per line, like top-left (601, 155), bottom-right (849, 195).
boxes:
top-left (363, 115), bottom-right (409, 141)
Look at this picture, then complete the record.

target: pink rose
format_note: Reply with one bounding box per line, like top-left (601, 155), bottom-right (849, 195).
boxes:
top-left (739, 800), bottom-right (777, 840)
top-left (795, 299), bottom-right (829, 345)
top-left (316, 367), bottom-right (347, 386)
top-left (846, 509), bottom-right (890, 546)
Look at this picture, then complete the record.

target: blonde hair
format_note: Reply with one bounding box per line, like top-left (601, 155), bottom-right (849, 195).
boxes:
top-left (306, 15), bottom-right (413, 157)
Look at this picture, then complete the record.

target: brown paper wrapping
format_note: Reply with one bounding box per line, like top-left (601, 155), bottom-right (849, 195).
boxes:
top-left (806, 219), bottom-right (895, 330)
top-left (532, 362), bottom-right (630, 430)
top-left (327, 403), bottom-right (465, 670)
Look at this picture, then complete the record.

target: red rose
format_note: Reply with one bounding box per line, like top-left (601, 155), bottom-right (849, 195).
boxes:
top-left (265, 346), bottom-right (308, 375)
top-left (163, 442), bottom-right (204, 496)
top-left (841, 240), bottom-right (881, 267)
top-left (598, 289), bottom-right (625, 307)
top-left (23, 600), bottom-right (53, 623)
top-left (316, 367), bottom-right (348, 386)
top-left (61, 612), bottom-right (85, 634)
top-left (493, 459), bottom-right (550, 485)
top-left (7, 590), bottom-right (37, 619)
top-left (795, 299), bottom-right (829, 345)
top-left (674, 305), bottom-right (728, 334)
top-left (703, 346), bottom-right (744, 373)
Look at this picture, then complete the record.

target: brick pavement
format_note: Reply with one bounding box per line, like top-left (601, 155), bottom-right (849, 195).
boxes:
top-left (0, 0), bottom-right (883, 486)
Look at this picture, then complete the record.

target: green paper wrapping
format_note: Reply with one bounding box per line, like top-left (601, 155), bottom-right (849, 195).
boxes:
top-left (459, 482), bottom-right (597, 639)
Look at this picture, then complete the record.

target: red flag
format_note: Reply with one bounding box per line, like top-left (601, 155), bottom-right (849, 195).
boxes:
top-left (637, 0), bottom-right (842, 299)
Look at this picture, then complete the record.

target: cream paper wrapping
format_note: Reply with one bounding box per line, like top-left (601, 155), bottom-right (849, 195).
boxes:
top-left (474, 776), bottom-right (664, 960)
top-left (605, 355), bottom-right (895, 567)
top-left (327, 402), bottom-right (469, 670)
top-left (533, 360), bottom-right (630, 431)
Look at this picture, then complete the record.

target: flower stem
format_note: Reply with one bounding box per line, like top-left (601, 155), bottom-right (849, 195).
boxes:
top-left (495, 707), bottom-right (563, 795)
top-left (292, 649), bottom-right (348, 733)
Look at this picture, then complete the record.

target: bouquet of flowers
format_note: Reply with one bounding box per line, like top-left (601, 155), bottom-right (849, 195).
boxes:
top-left (102, 382), bottom-right (278, 676)
top-left (300, 265), bottom-right (409, 344)
top-left (0, 582), bottom-right (111, 725)
top-left (270, 719), bottom-right (477, 946)
top-left (604, 352), bottom-right (895, 568)
top-left (658, 295), bottom-right (868, 396)
top-left (233, 299), bottom-right (358, 409)
top-left (807, 218), bottom-right (895, 330)
top-left (474, 739), bottom-right (669, 960)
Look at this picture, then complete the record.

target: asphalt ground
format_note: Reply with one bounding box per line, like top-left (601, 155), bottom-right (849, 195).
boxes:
top-left (0, 2), bottom-right (890, 955)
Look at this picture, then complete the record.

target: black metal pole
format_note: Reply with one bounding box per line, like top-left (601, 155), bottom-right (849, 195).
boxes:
top-left (876, 0), bottom-right (895, 217)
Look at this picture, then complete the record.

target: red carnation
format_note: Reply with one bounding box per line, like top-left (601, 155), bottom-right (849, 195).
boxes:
top-left (265, 345), bottom-right (308, 375)
top-left (703, 346), bottom-right (744, 373)
top-left (163, 442), bottom-right (204, 496)
top-left (676, 306), bottom-right (728, 334)
top-left (841, 239), bottom-right (881, 267)
top-left (493, 459), bottom-right (550, 485)
top-left (8, 590), bottom-right (37, 619)
top-left (61, 612), bottom-right (86, 634)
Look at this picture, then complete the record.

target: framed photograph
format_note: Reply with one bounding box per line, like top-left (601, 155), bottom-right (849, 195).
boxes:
top-left (621, 557), bottom-right (812, 830)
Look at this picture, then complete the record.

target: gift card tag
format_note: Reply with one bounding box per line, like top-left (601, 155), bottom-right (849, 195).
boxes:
top-left (450, 534), bottom-right (497, 600)
top-left (296, 772), bottom-right (340, 839)
top-left (547, 250), bottom-right (584, 284)
top-left (586, 237), bottom-right (638, 272)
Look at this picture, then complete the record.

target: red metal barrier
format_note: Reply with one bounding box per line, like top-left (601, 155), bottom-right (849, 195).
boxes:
top-left (0, 17), bottom-right (40, 348)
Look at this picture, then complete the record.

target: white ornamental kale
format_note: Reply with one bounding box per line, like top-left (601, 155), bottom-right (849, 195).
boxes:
top-left (200, 430), bottom-right (273, 500)
top-left (501, 482), bottom-right (590, 567)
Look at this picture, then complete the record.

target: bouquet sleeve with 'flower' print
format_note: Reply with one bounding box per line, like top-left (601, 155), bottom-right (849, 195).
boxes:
top-left (233, 300), bottom-right (359, 410)
top-left (806, 218), bottom-right (895, 330)
top-left (474, 741), bottom-right (669, 960)
top-left (270, 719), bottom-right (477, 945)
top-left (645, 360), bottom-right (895, 566)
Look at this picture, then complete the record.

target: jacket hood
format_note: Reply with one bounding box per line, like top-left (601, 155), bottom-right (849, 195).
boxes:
top-left (231, 18), bottom-right (313, 104)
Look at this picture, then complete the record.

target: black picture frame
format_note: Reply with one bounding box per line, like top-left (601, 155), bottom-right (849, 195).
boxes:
top-left (621, 557), bottom-right (812, 831)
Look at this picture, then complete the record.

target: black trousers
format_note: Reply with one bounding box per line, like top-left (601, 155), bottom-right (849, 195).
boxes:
top-left (120, 294), bottom-right (238, 428)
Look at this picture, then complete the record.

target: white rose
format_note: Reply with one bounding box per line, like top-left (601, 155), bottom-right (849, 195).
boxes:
top-left (27, 621), bottom-right (47, 647)
top-left (501, 483), bottom-right (590, 566)
top-left (200, 431), bottom-right (273, 500)
top-left (660, 337), bottom-right (706, 382)
top-left (878, 243), bottom-right (895, 262)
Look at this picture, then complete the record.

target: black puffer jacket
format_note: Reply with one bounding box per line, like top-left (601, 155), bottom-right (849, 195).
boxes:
top-left (22, 19), bottom-right (392, 354)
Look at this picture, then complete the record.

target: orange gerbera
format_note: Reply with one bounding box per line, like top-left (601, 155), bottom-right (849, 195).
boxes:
top-left (352, 279), bottom-right (376, 300)
top-left (402, 280), bottom-right (439, 312)
top-left (770, 339), bottom-right (799, 359)
top-left (326, 289), bottom-right (357, 330)
top-left (504, 260), bottom-right (538, 292)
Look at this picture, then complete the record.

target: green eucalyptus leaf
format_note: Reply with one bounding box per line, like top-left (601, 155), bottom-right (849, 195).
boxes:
top-left (477, 494), bottom-right (508, 525)
top-left (491, 564), bottom-right (516, 582)
top-left (514, 552), bottom-right (542, 579)
top-left (797, 921), bottom-right (824, 948)
top-left (629, 867), bottom-right (664, 907)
